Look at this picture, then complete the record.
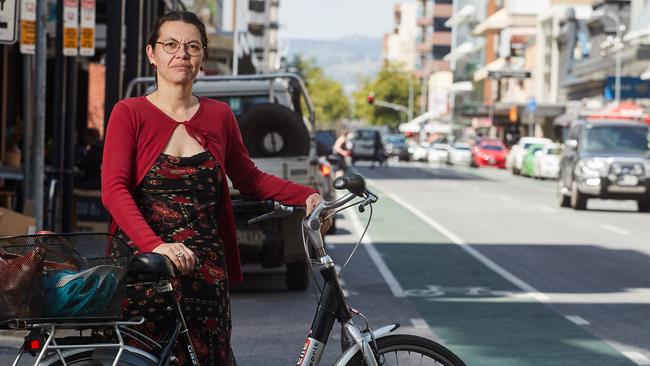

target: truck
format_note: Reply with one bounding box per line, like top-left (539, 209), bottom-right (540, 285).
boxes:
top-left (125, 73), bottom-right (335, 290)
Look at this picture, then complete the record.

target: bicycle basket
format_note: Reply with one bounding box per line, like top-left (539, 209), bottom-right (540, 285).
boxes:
top-left (0, 233), bottom-right (131, 328)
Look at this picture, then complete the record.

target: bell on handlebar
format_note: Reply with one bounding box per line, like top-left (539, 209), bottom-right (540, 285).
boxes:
top-left (333, 174), bottom-right (366, 197)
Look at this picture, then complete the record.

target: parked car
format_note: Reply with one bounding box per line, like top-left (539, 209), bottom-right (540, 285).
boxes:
top-left (447, 142), bottom-right (472, 166)
top-left (410, 142), bottom-right (430, 162)
top-left (427, 143), bottom-right (450, 163)
top-left (351, 128), bottom-right (386, 165)
top-left (506, 137), bottom-right (553, 175)
top-left (383, 134), bottom-right (410, 161)
top-left (314, 129), bottom-right (337, 156)
top-left (520, 144), bottom-right (546, 177)
top-left (471, 139), bottom-right (507, 168)
top-left (557, 119), bottom-right (650, 211)
top-left (533, 143), bottom-right (561, 179)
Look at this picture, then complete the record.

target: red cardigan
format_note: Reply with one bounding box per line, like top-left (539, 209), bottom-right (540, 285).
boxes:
top-left (101, 96), bottom-right (317, 286)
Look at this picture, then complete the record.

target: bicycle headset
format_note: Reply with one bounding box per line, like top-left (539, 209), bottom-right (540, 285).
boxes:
top-left (43, 265), bottom-right (126, 317)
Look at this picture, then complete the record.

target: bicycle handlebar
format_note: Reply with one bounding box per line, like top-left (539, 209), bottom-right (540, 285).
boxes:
top-left (231, 174), bottom-right (377, 259)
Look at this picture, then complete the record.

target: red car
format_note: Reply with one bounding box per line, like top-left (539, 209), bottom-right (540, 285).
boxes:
top-left (471, 139), bottom-right (507, 168)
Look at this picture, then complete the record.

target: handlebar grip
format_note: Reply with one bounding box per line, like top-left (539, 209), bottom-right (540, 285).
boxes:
top-left (333, 173), bottom-right (366, 197)
top-left (232, 199), bottom-right (276, 213)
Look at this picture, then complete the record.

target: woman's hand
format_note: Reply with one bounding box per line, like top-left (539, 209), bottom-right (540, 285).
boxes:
top-left (153, 243), bottom-right (197, 275)
top-left (305, 193), bottom-right (333, 235)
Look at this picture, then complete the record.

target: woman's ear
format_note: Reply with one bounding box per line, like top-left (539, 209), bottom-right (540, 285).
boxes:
top-left (146, 44), bottom-right (156, 65)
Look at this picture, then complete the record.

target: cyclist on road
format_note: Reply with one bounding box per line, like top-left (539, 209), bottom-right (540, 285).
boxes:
top-left (101, 11), bottom-right (331, 366)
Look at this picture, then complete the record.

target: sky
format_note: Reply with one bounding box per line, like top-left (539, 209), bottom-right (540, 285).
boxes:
top-left (277, 0), bottom-right (398, 40)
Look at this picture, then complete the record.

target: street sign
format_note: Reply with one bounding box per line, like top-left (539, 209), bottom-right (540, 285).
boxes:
top-left (63, 0), bottom-right (79, 56)
top-left (0, 0), bottom-right (18, 44)
top-left (527, 98), bottom-right (537, 112)
top-left (79, 0), bottom-right (95, 56)
top-left (19, 0), bottom-right (36, 54)
top-left (488, 69), bottom-right (531, 80)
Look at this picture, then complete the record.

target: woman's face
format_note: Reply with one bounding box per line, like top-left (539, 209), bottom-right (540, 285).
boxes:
top-left (146, 21), bottom-right (205, 87)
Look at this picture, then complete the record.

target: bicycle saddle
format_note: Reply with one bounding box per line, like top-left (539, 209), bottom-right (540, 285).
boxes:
top-left (127, 253), bottom-right (176, 283)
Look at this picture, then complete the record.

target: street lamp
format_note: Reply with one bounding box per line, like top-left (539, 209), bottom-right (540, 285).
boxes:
top-left (594, 9), bottom-right (625, 105)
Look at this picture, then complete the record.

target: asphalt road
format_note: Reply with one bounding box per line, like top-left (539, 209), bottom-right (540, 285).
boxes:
top-left (2, 160), bottom-right (649, 365)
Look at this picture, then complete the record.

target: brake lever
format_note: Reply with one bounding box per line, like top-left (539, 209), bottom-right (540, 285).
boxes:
top-left (246, 205), bottom-right (297, 226)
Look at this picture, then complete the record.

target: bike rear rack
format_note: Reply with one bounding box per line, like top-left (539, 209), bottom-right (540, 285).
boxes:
top-left (11, 318), bottom-right (145, 366)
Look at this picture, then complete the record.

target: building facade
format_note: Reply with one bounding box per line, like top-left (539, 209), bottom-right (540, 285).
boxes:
top-left (383, 2), bottom-right (419, 71)
top-left (416, 0), bottom-right (453, 115)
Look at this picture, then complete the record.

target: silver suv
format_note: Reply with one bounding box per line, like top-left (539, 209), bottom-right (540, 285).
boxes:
top-left (557, 119), bottom-right (650, 211)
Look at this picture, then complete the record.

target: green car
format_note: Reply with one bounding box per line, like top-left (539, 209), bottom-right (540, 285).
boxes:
top-left (521, 144), bottom-right (545, 177)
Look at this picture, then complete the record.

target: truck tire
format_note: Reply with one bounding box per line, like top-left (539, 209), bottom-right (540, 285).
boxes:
top-left (236, 103), bottom-right (310, 158)
top-left (286, 261), bottom-right (310, 291)
top-left (638, 200), bottom-right (650, 212)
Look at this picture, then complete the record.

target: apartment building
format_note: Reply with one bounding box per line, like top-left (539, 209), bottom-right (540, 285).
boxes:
top-left (384, 2), bottom-right (419, 71)
top-left (416, 0), bottom-right (453, 116)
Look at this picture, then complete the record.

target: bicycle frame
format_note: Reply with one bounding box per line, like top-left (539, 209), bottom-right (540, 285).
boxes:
top-left (296, 191), bottom-right (398, 366)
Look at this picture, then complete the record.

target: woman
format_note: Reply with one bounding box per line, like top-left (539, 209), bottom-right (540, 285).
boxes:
top-left (332, 128), bottom-right (350, 177)
top-left (101, 11), bottom-right (330, 365)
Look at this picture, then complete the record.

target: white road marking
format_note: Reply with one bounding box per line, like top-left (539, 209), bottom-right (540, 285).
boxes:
top-left (410, 318), bottom-right (429, 328)
top-left (365, 179), bottom-right (549, 302)
top-left (498, 194), bottom-right (512, 201)
top-left (538, 205), bottom-right (557, 213)
top-left (409, 318), bottom-right (442, 342)
top-left (602, 224), bottom-right (629, 235)
top-left (345, 210), bottom-right (406, 297)
top-left (565, 315), bottom-right (590, 326)
top-left (622, 351), bottom-right (650, 365)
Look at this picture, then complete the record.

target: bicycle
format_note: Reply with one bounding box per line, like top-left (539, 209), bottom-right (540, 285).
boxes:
top-left (0, 173), bottom-right (466, 365)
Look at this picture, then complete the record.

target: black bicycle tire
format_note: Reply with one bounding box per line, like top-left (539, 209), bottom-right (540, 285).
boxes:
top-left (37, 348), bottom-right (158, 366)
top-left (344, 334), bottom-right (466, 366)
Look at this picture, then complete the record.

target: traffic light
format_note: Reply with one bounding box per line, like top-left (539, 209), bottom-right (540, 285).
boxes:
top-left (367, 92), bottom-right (375, 105)
top-left (509, 105), bottom-right (518, 122)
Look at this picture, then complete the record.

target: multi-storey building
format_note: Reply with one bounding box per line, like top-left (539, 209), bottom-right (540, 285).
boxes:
top-left (444, 0), bottom-right (487, 134)
top-left (415, 0), bottom-right (453, 116)
top-left (471, 0), bottom-right (550, 142)
top-left (383, 2), bottom-right (419, 71)
top-left (245, 0), bottom-right (281, 73)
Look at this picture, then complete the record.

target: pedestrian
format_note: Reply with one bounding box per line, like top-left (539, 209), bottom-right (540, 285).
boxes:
top-left (101, 11), bottom-right (331, 366)
top-left (332, 128), bottom-right (350, 177)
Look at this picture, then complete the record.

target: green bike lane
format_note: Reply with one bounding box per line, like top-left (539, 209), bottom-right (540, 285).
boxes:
top-left (352, 186), bottom-right (634, 366)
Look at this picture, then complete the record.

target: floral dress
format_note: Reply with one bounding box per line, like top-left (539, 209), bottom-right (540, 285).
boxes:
top-left (110, 151), bottom-right (233, 365)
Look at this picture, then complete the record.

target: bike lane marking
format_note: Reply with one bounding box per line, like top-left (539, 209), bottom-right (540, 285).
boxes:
top-left (346, 182), bottom-right (635, 366)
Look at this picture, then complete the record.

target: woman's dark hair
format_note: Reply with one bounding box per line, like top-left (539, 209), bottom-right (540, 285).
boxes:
top-left (147, 11), bottom-right (209, 84)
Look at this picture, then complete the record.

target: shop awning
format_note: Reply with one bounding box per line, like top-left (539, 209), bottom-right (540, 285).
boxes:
top-left (472, 8), bottom-right (509, 36)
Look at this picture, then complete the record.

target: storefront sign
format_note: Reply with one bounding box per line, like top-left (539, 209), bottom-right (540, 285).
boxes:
top-left (488, 69), bottom-right (531, 80)
top-left (63, 0), bottom-right (78, 56)
top-left (79, 0), bottom-right (95, 56)
top-left (604, 77), bottom-right (650, 100)
top-left (0, 0), bottom-right (18, 44)
top-left (19, 0), bottom-right (36, 53)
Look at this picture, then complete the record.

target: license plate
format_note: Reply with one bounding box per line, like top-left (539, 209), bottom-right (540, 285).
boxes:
top-left (618, 175), bottom-right (639, 186)
top-left (489, 158), bottom-right (496, 164)
top-left (236, 229), bottom-right (266, 246)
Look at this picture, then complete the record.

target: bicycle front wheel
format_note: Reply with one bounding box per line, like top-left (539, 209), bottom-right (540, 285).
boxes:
top-left (344, 334), bottom-right (466, 366)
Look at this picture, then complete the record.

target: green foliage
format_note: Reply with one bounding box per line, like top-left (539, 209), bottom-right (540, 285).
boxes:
top-left (289, 56), bottom-right (351, 129)
top-left (352, 62), bottom-right (416, 130)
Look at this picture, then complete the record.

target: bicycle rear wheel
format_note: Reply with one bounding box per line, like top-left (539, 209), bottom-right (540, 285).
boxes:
top-left (344, 334), bottom-right (466, 366)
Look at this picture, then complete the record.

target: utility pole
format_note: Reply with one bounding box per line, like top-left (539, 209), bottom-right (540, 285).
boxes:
top-left (34, 0), bottom-right (47, 230)
top-left (232, 0), bottom-right (239, 75)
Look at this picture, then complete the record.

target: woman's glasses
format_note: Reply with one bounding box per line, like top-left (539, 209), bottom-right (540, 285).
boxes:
top-left (156, 41), bottom-right (205, 57)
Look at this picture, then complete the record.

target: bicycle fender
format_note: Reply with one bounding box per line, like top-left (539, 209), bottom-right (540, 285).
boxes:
top-left (331, 324), bottom-right (399, 366)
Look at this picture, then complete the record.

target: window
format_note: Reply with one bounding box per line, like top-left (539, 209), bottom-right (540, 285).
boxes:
top-left (432, 45), bottom-right (451, 59)
top-left (435, 0), bottom-right (452, 4)
top-left (249, 0), bottom-right (265, 12)
top-left (433, 17), bottom-right (451, 32)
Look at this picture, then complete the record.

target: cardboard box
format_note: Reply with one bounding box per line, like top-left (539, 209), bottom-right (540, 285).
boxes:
top-left (0, 207), bottom-right (36, 236)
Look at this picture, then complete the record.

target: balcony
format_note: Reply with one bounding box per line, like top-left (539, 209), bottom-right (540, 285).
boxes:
top-left (248, 23), bottom-right (265, 36)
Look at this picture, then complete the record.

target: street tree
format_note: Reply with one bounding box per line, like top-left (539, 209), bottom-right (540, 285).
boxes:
top-left (288, 56), bottom-right (351, 129)
top-left (352, 62), bottom-right (416, 130)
